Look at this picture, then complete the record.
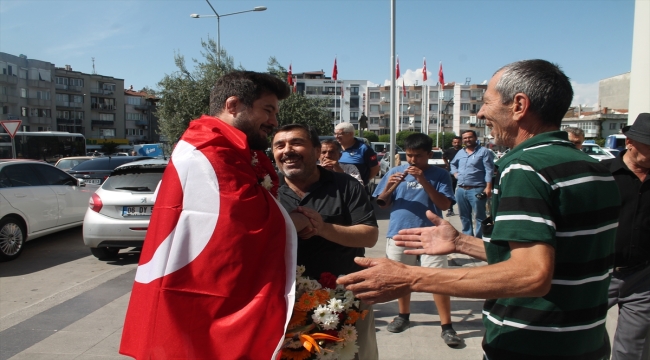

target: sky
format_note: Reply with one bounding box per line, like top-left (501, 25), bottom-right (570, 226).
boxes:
top-left (0, 0), bottom-right (636, 108)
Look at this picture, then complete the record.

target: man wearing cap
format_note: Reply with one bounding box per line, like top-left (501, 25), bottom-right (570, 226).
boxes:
top-left (602, 113), bottom-right (650, 360)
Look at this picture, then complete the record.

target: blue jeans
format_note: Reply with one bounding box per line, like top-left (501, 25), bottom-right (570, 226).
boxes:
top-left (456, 186), bottom-right (487, 238)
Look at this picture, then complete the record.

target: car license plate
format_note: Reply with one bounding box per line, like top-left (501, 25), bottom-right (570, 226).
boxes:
top-left (122, 206), bottom-right (153, 216)
top-left (86, 179), bottom-right (101, 184)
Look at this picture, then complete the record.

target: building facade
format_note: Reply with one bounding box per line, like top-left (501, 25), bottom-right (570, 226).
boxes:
top-left (124, 87), bottom-right (159, 146)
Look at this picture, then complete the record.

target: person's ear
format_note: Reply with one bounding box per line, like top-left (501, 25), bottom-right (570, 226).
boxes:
top-left (512, 93), bottom-right (530, 121)
top-left (224, 96), bottom-right (241, 116)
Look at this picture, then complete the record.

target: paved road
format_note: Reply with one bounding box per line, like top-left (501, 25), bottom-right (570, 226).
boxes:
top-left (0, 200), bottom-right (619, 359)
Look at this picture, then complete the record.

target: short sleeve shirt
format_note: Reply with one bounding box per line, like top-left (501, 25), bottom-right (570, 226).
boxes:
top-left (339, 139), bottom-right (378, 185)
top-left (278, 167), bottom-right (378, 278)
top-left (372, 164), bottom-right (455, 238)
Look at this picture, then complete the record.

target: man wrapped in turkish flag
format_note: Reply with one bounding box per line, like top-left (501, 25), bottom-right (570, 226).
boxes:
top-left (120, 71), bottom-right (297, 359)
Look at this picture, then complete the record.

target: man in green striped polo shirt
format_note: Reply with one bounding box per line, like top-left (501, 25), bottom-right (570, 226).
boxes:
top-left (338, 59), bottom-right (621, 359)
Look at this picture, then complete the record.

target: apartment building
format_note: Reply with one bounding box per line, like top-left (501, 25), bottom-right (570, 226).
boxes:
top-left (124, 87), bottom-right (159, 145)
top-left (365, 82), bottom-right (487, 140)
top-left (293, 71), bottom-right (371, 132)
top-left (0, 52), bottom-right (129, 151)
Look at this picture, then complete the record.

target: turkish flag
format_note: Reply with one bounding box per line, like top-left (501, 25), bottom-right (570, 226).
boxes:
top-left (396, 56), bottom-right (401, 79)
top-left (119, 116), bottom-right (297, 360)
top-left (423, 58), bottom-right (428, 82)
top-left (439, 62), bottom-right (445, 86)
top-left (287, 64), bottom-right (293, 86)
top-left (332, 58), bottom-right (338, 80)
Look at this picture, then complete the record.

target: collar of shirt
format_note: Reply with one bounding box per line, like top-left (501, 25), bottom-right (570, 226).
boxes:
top-left (497, 131), bottom-right (573, 165)
top-left (279, 166), bottom-right (333, 201)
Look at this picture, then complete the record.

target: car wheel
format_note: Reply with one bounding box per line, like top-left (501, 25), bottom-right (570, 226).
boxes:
top-left (90, 247), bottom-right (120, 260)
top-left (0, 217), bottom-right (26, 262)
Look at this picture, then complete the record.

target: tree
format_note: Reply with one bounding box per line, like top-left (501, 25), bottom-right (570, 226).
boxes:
top-left (101, 141), bottom-right (119, 154)
top-left (378, 134), bottom-right (390, 143)
top-left (267, 57), bottom-right (334, 136)
top-left (361, 131), bottom-right (378, 142)
top-left (429, 131), bottom-right (457, 149)
top-left (155, 38), bottom-right (236, 145)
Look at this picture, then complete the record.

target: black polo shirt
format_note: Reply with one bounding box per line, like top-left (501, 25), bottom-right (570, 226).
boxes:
top-left (443, 147), bottom-right (460, 164)
top-left (602, 151), bottom-right (650, 267)
top-left (279, 167), bottom-right (377, 278)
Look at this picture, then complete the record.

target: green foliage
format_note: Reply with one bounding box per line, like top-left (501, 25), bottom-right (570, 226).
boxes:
top-left (155, 38), bottom-right (237, 144)
top-left (429, 131), bottom-right (457, 149)
top-left (396, 130), bottom-right (418, 148)
top-left (378, 134), bottom-right (390, 143)
top-left (276, 93), bottom-right (333, 136)
top-left (361, 131), bottom-right (378, 143)
top-left (101, 141), bottom-right (119, 154)
top-left (267, 57), bottom-right (333, 136)
top-left (595, 137), bottom-right (605, 147)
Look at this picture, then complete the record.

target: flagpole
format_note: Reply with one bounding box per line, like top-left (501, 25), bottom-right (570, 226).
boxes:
top-left (437, 75), bottom-right (441, 147)
top-left (389, 0), bottom-right (396, 168)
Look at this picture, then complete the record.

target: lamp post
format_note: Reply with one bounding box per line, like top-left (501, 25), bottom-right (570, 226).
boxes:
top-left (190, 0), bottom-right (267, 58)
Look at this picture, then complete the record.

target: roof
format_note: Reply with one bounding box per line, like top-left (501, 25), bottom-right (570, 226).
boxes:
top-left (124, 89), bottom-right (159, 100)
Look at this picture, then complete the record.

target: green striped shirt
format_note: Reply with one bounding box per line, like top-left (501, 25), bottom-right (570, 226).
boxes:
top-left (483, 131), bottom-right (620, 360)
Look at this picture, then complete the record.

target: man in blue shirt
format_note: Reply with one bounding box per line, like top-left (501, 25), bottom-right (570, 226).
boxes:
top-left (450, 130), bottom-right (494, 238)
top-left (335, 122), bottom-right (379, 186)
top-left (373, 133), bottom-right (461, 346)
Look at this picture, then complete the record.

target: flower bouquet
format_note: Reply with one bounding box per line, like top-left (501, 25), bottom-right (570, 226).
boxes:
top-left (281, 266), bottom-right (368, 360)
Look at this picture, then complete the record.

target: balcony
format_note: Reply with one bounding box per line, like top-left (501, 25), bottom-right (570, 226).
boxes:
top-left (28, 116), bottom-right (52, 124)
top-left (57, 118), bottom-right (83, 125)
top-left (91, 103), bottom-right (116, 111)
top-left (0, 94), bottom-right (19, 104)
top-left (0, 74), bottom-right (18, 85)
top-left (470, 96), bottom-right (483, 101)
top-left (134, 104), bottom-right (148, 110)
top-left (27, 79), bottom-right (52, 88)
top-left (90, 88), bottom-right (115, 96)
top-left (408, 97), bottom-right (421, 104)
top-left (55, 83), bottom-right (82, 92)
top-left (56, 101), bottom-right (83, 109)
top-left (470, 109), bottom-right (477, 114)
top-left (28, 98), bottom-right (52, 107)
top-left (91, 119), bottom-right (115, 126)
top-left (135, 120), bottom-right (148, 126)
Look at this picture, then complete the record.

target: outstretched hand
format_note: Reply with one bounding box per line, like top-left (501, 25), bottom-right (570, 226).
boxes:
top-left (336, 257), bottom-right (414, 304)
top-left (392, 210), bottom-right (460, 256)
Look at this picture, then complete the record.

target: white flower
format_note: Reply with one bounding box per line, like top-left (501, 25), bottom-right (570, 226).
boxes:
top-left (338, 325), bottom-right (358, 342)
top-left (320, 313), bottom-right (340, 330)
top-left (251, 152), bottom-right (259, 166)
top-left (296, 265), bottom-right (306, 277)
top-left (337, 340), bottom-right (359, 360)
top-left (327, 298), bottom-right (344, 313)
top-left (315, 349), bottom-right (337, 360)
top-left (261, 174), bottom-right (273, 190)
top-left (311, 305), bottom-right (333, 325)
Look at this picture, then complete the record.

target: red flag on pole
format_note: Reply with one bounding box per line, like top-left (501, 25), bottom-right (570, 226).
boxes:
top-left (293, 80), bottom-right (297, 93)
top-left (332, 58), bottom-right (338, 80)
top-left (119, 116), bottom-right (297, 359)
top-left (422, 58), bottom-right (428, 82)
top-left (287, 64), bottom-right (293, 86)
top-left (396, 56), bottom-right (401, 79)
top-left (402, 79), bottom-right (406, 97)
top-left (438, 62), bottom-right (445, 85)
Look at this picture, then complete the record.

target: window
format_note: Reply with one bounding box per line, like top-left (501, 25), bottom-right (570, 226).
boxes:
top-left (33, 164), bottom-right (76, 186)
top-left (99, 113), bottom-right (115, 121)
top-left (620, 123), bottom-right (626, 129)
top-left (57, 111), bottom-right (70, 119)
top-left (127, 96), bottom-right (141, 105)
top-left (56, 77), bottom-right (68, 85)
top-left (2, 164), bottom-right (44, 187)
top-left (21, 107), bottom-right (28, 117)
top-left (99, 128), bottom-right (116, 137)
top-left (443, 90), bottom-right (453, 101)
top-left (126, 113), bottom-right (143, 121)
top-left (36, 91), bottom-right (51, 100)
top-left (461, 116), bottom-right (470, 124)
top-left (430, 91), bottom-right (438, 100)
top-left (70, 78), bottom-right (83, 87)
top-left (369, 105), bottom-right (380, 112)
top-left (57, 94), bottom-right (69, 102)
top-left (18, 68), bottom-right (27, 79)
top-left (429, 104), bottom-right (438, 112)
top-left (39, 109), bottom-right (51, 117)
top-left (350, 86), bottom-right (359, 95)
top-left (350, 98), bottom-right (360, 109)
top-left (370, 92), bottom-right (380, 99)
top-left (2, 106), bottom-right (7, 114)
top-left (370, 117), bottom-right (379, 124)
top-left (461, 103), bottom-right (471, 111)
top-left (21, 88), bottom-right (27, 98)
top-left (72, 95), bottom-right (83, 103)
top-left (609, 123), bottom-right (617, 130)
top-left (350, 111), bottom-right (359, 120)
top-left (461, 90), bottom-right (470, 99)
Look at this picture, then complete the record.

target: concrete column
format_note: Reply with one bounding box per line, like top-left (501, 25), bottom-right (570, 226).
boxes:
top-left (628, 0), bottom-right (650, 123)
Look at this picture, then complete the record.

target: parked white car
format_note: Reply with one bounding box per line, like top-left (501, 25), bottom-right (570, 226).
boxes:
top-left (82, 159), bottom-right (168, 259)
top-left (0, 160), bottom-right (98, 261)
top-left (581, 143), bottom-right (615, 161)
top-left (427, 149), bottom-right (446, 168)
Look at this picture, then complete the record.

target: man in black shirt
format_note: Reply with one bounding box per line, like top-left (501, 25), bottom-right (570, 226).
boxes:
top-left (602, 113), bottom-right (650, 360)
top-left (272, 124), bottom-right (379, 359)
top-left (442, 136), bottom-right (461, 216)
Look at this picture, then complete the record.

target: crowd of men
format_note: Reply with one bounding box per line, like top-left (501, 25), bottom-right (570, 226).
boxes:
top-left (119, 61), bottom-right (649, 360)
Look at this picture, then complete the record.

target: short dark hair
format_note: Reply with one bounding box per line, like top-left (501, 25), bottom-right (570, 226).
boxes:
top-left (320, 138), bottom-right (342, 151)
top-left (495, 59), bottom-right (573, 128)
top-left (461, 130), bottom-right (477, 138)
top-left (275, 124), bottom-right (320, 148)
top-left (452, 136), bottom-right (461, 141)
top-left (209, 71), bottom-right (290, 116)
top-left (404, 133), bottom-right (432, 152)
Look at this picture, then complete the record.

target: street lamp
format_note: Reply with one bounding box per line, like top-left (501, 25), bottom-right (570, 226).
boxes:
top-left (190, 0), bottom-right (267, 57)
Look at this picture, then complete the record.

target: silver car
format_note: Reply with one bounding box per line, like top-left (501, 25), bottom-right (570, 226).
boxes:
top-left (82, 159), bottom-right (168, 259)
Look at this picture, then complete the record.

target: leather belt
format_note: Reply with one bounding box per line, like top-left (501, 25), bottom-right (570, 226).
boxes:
top-left (458, 185), bottom-right (482, 190)
top-left (614, 260), bottom-right (650, 273)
